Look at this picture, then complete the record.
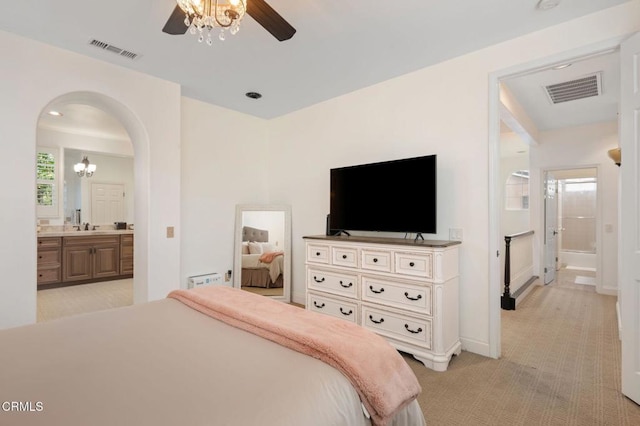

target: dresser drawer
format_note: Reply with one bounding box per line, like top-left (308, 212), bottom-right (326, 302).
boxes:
top-left (395, 252), bottom-right (433, 279)
top-left (307, 292), bottom-right (358, 323)
top-left (332, 246), bottom-right (358, 268)
top-left (307, 244), bottom-right (330, 264)
top-left (362, 305), bottom-right (432, 349)
top-left (361, 249), bottom-right (392, 273)
top-left (37, 237), bottom-right (61, 248)
top-left (361, 276), bottom-right (432, 316)
top-left (37, 249), bottom-right (61, 265)
top-left (37, 266), bottom-right (61, 285)
top-left (307, 268), bottom-right (358, 298)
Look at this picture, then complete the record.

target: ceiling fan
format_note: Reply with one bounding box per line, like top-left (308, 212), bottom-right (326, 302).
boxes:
top-left (162, 0), bottom-right (296, 42)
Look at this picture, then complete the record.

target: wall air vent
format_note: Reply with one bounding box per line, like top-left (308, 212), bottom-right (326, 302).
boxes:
top-left (544, 73), bottom-right (601, 104)
top-left (88, 39), bottom-right (140, 60)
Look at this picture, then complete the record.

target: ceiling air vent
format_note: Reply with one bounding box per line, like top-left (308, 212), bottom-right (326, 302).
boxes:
top-left (89, 39), bottom-right (140, 60)
top-left (544, 73), bottom-right (601, 104)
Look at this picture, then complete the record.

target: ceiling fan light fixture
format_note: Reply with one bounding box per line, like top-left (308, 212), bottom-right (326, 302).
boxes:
top-left (176, 0), bottom-right (246, 45)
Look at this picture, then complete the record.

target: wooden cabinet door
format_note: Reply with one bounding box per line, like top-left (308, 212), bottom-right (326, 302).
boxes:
top-left (93, 244), bottom-right (120, 278)
top-left (63, 246), bottom-right (92, 282)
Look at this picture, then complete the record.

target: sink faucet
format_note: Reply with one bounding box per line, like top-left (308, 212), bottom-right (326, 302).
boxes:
top-left (84, 223), bottom-right (89, 231)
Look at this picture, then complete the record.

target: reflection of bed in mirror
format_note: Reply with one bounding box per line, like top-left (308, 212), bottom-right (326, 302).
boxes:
top-left (234, 204), bottom-right (291, 303)
top-left (241, 226), bottom-right (284, 290)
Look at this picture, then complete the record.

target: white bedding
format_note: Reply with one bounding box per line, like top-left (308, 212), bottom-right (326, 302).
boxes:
top-left (0, 298), bottom-right (426, 426)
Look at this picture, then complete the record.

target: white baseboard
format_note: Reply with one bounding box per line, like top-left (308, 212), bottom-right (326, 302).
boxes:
top-left (616, 300), bottom-right (622, 340)
top-left (460, 337), bottom-right (493, 359)
top-left (598, 286), bottom-right (618, 296)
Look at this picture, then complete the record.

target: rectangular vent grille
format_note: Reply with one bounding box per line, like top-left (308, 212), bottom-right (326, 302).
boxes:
top-left (544, 73), bottom-right (601, 104)
top-left (89, 39), bottom-right (139, 60)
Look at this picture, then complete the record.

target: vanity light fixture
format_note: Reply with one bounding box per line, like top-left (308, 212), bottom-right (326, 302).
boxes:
top-left (74, 156), bottom-right (97, 177)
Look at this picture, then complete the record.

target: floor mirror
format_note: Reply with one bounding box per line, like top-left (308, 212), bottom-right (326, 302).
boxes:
top-left (233, 204), bottom-right (291, 303)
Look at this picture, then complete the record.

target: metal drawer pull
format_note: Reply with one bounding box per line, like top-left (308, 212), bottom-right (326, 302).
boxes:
top-left (373, 258), bottom-right (378, 263)
top-left (313, 301), bottom-right (325, 309)
top-left (313, 276), bottom-right (325, 283)
top-left (369, 285), bottom-right (385, 294)
top-left (342, 254), bottom-right (347, 259)
top-left (316, 252), bottom-right (321, 256)
top-left (369, 315), bottom-right (384, 324)
top-left (404, 292), bottom-right (422, 301)
top-left (340, 307), bottom-right (353, 316)
top-left (339, 281), bottom-right (353, 288)
top-left (409, 262), bottom-right (415, 267)
top-left (404, 324), bottom-right (423, 334)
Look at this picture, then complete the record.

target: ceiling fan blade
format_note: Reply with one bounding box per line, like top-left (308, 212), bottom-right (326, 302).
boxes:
top-left (162, 5), bottom-right (188, 35)
top-left (247, 0), bottom-right (296, 42)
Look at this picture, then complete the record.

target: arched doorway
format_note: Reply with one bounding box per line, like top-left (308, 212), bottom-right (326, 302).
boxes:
top-left (36, 91), bottom-right (150, 313)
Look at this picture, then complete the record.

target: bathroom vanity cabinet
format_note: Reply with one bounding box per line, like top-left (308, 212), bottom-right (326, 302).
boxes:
top-left (37, 232), bottom-right (134, 287)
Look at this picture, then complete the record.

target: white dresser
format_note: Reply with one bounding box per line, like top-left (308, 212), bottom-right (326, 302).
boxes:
top-left (304, 235), bottom-right (461, 371)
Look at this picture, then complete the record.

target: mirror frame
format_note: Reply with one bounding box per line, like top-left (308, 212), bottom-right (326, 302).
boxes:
top-left (233, 204), bottom-right (291, 303)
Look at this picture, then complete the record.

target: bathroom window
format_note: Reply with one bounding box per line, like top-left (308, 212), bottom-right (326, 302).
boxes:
top-left (36, 147), bottom-right (60, 218)
top-left (505, 170), bottom-right (529, 210)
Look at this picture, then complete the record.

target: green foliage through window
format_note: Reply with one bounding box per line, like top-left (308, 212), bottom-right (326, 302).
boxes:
top-left (36, 150), bottom-right (57, 209)
top-left (37, 152), bottom-right (55, 181)
top-left (37, 184), bottom-right (54, 206)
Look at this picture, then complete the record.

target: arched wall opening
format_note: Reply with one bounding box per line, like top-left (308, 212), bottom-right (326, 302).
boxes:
top-left (38, 91), bottom-right (150, 304)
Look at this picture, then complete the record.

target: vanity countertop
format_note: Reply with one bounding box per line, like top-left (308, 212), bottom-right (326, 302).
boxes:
top-left (37, 230), bottom-right (134, 238)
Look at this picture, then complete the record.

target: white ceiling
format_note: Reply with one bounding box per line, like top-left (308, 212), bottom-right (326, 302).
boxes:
top-left (0, 0), bottom-right (630, 122)
top-left (502, 49), bottom-right (620, 131)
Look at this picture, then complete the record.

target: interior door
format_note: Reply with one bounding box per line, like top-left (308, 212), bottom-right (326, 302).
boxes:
top-left (544, 171), bottom-right (558, 284)
top-left (91, 183), bottom-right (125, 225)
top-left (619, 31), bottom-right (640, 405)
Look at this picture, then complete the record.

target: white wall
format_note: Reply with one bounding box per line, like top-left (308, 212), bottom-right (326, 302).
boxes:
top-left (180, 97), bottom-right (268, 287)
top-left (266, 3), bottom-right (639, 356)
top-left (0, 30), bottom-right (181, 329)
top-left (500, 138), bottom-right (531, 236)
top-left (499, 133), bottom-right (533, 293)
top-left (530, 121), bottom-right (619, 294)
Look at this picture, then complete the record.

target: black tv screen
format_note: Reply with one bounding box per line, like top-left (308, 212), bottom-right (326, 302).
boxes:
top-left (329, 155), bottom-right (437, 235)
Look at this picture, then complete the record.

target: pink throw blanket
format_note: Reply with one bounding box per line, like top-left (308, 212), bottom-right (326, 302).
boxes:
top-left (168, 286), bottom-right (421, 426)
top-left (259, 250), bottom-right (284, 264)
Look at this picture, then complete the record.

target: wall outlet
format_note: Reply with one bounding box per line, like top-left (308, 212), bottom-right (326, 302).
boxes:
top-left (449, 228), bottom-right (463, 241)
top-left (166, 226), bottom-right (174, 238)
top-left (225, 270), bottom-right (232, 282)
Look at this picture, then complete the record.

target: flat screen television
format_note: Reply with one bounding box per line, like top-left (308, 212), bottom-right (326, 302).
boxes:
top-left (329, 154), bottom-right (437, 235)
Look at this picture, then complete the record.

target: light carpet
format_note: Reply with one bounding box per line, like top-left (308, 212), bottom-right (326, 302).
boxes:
top-left (404, 268), bottom-right (639, 425)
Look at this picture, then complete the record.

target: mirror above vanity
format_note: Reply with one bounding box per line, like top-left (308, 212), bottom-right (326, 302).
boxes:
top-left (233, 204), bottom-right (291, 303)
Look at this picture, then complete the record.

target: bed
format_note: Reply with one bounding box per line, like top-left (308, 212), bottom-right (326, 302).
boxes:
top-left (241, 225), bottom-right (284, 288)
top-left (0, 286), bottom-right (426, 426)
